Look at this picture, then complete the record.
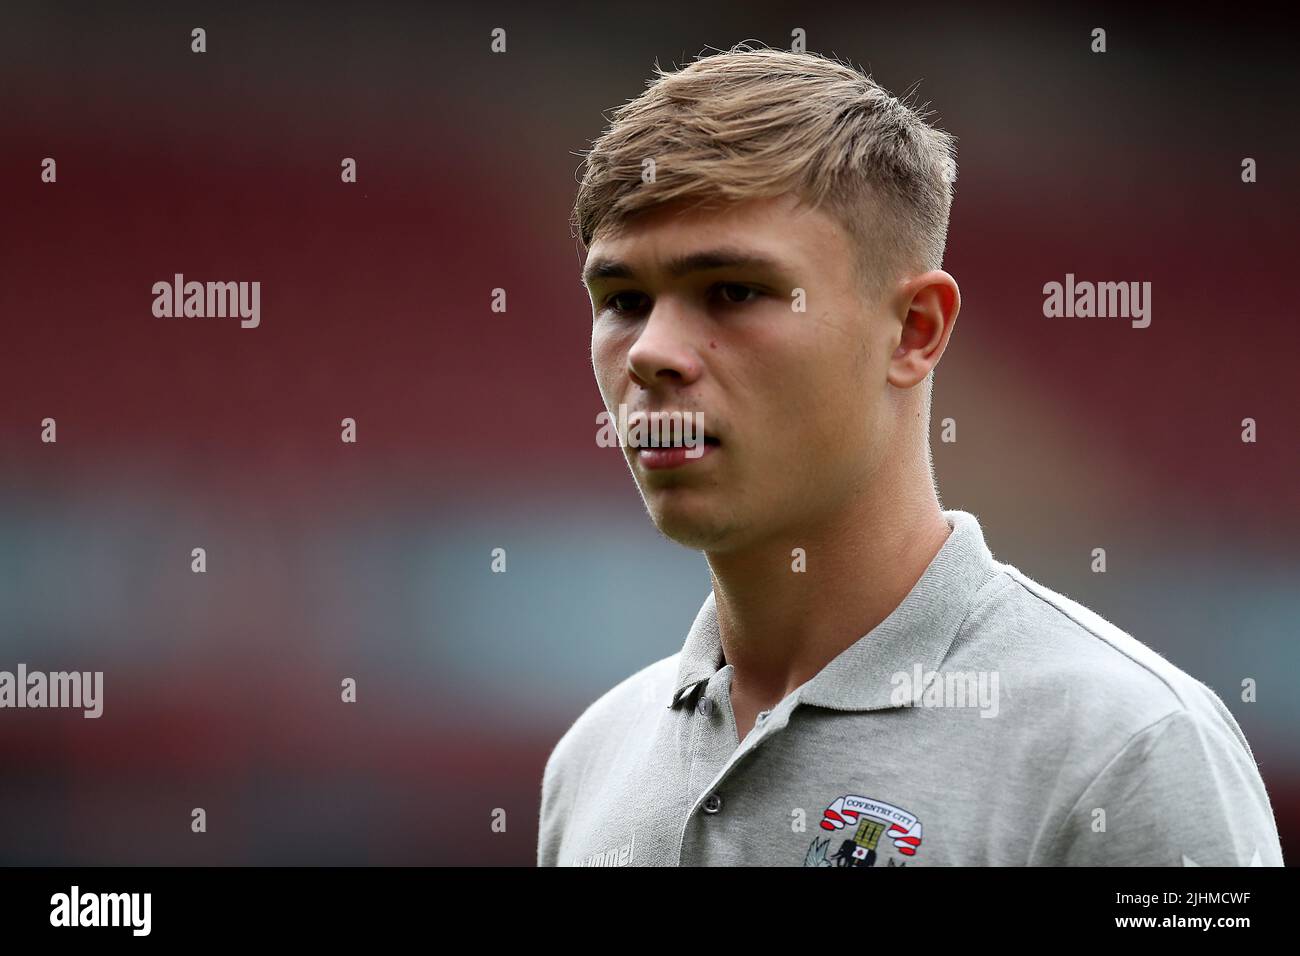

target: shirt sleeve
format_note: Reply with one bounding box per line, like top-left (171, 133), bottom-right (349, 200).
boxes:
top-left (537, 741), bottom-right (569, 867)
top-left (1040, 707), bottom-right (1285, 866)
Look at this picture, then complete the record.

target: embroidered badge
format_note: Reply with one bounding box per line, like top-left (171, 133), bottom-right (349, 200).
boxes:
top-left (803, 794), bottom-right (923, 867)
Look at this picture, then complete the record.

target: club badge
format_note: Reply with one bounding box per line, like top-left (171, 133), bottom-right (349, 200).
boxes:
top-left (803, 794), bottom-right (923, 867)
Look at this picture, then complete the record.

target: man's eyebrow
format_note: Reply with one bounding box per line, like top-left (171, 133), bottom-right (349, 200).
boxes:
top-left (581, 248), bottom-right (790, 287)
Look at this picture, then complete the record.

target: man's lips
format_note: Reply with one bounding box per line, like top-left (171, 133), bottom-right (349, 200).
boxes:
top-left (636, 440), bottom-right (720, 470)
top-left (626, 417), bottom-right (722, 471)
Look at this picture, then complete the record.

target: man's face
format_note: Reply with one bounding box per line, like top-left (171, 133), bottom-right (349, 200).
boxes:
top-left (584, 193), bottom-right (899, 554)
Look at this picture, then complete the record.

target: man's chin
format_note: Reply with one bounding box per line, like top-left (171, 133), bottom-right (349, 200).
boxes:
top-left (644, 501), bottom-right (736, 552)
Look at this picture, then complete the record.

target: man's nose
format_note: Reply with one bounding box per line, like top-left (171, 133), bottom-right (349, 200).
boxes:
top-left (626, 300), bottom-right (703, 389)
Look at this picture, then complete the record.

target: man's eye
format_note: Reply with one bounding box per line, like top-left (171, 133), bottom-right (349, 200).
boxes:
top-left (603, 291), bottom-right (647, 316)
top-left (599, 284), bottom-right (760, 317)
top-left (714, 283), bottom-right (760, 305)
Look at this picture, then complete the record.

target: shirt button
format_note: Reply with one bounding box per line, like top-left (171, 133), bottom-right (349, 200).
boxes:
top-left (702, 793), bottom-right (723, 814)
top-left (696, 697), bottom-right (714, 717)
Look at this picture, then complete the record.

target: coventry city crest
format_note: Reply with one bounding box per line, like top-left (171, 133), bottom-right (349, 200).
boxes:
top-left (803, 794), bottom-right (923, 867)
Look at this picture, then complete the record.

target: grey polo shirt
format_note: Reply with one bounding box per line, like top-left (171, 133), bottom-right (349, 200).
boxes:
top-left (537, 509), bottom-right (1284, 866)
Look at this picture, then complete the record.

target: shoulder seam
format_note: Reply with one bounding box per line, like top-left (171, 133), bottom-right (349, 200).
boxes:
top-left (969, 567), bottom-right (1015, 615)
top-left (947, 569), bottom-right (1015, 645)
top-left (1000, 566), bottom-right (1189, 711)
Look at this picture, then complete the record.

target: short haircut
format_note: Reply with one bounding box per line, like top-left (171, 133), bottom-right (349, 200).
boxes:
top-left (572, 43), bottom-right (958, 301)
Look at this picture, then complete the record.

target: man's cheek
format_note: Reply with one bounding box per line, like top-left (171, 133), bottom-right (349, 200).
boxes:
top-left (591, 351), bottom-right (621, 399)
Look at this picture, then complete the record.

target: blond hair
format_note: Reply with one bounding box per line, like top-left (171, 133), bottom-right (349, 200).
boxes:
top-left (572, 43), bottom-right (958, 298)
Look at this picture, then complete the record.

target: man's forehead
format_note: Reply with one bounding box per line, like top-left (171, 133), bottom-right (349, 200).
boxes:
top-left (594, 193), bottom-right (822, 245)
top-left (584, 195), bottom-right (846, 282)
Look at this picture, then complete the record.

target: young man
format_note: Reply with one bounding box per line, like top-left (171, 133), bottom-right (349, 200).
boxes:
top-left (538, 45), bottom-right (1284, 866)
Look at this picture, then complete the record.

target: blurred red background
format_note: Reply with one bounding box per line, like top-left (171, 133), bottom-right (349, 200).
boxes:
top-left (1, 1), bottom-right (1296, 864)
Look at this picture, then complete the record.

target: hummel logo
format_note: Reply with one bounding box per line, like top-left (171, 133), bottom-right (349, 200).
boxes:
top-left (574, 832), bottom-right (636, 867)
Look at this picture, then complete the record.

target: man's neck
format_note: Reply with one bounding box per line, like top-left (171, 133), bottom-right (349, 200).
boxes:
top-left (705, 489), bottom-right (952, 718)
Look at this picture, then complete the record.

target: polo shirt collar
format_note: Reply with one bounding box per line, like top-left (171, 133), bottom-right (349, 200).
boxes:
top-left (667, 509), bottom-right (998, 712)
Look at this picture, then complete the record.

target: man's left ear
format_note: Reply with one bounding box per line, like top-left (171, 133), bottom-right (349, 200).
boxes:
top-left (888, 271), bottom-right (960, 389)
